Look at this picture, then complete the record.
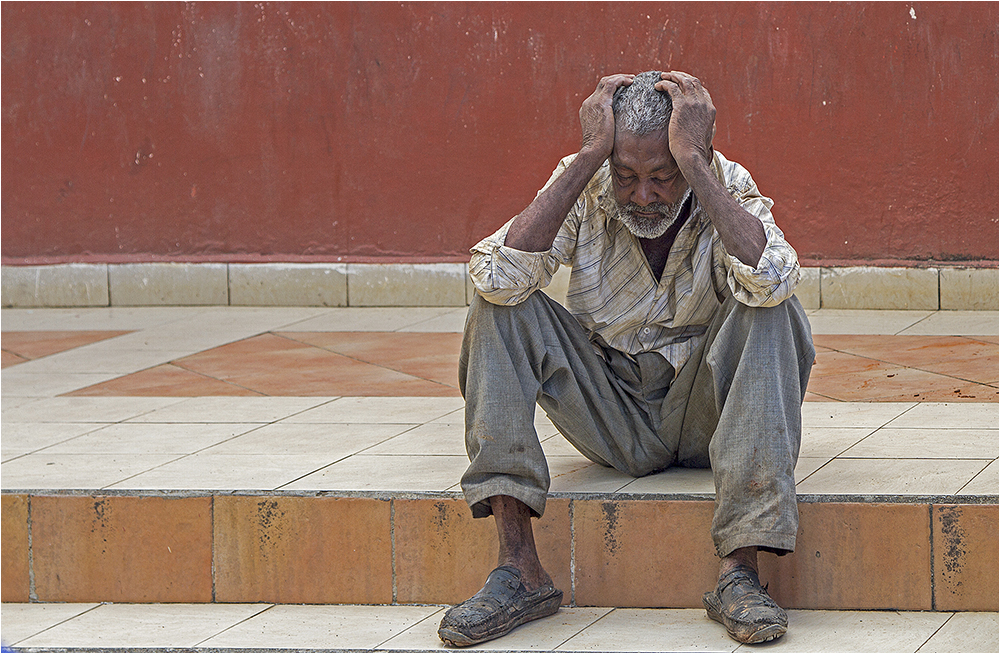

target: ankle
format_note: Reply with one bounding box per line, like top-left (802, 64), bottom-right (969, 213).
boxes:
top-left (719, 546), bottom-right (758, 579)
top-left (498, 556), bottom-right (552, 591)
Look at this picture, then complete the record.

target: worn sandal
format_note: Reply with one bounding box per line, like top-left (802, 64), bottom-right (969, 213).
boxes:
top-left (438, 566), bottom-right (563, 647)
top-left (703, 565), bottom-right (787, 644)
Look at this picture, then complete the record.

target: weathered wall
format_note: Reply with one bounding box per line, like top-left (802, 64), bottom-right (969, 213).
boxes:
top-left (2, 2), bottom-right (997, 265)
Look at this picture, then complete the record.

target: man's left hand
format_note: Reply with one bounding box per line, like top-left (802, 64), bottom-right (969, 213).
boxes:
top-left (655, 71), bottom-right (716, 171)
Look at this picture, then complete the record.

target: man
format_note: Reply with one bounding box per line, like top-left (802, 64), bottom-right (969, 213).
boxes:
top-left (437, 70), bottom-right (814, 647)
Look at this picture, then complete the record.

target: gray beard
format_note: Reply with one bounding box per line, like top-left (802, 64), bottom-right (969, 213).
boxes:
top-left (610, 188), bottom-right (692, 239)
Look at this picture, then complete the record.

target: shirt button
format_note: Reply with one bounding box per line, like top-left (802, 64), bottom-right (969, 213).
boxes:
top-left (643, 327), bottom-right (651, 334)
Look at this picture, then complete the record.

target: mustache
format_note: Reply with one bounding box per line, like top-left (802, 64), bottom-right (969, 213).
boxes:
top-left (620, 201), bottom-right (674, 216)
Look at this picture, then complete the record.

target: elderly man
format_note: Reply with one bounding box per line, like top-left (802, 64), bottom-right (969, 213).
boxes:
top-left (437, 70), bottom-right (814, 647)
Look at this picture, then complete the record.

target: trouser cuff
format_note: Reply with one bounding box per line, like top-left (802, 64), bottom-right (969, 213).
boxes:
top-left (464, 476), bottom-right (548, 519)
top-left (716, 531), bottom-right (797, 558)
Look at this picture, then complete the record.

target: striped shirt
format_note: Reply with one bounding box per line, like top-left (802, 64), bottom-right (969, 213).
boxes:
top-left (469, 150), bottom-right (801, 372)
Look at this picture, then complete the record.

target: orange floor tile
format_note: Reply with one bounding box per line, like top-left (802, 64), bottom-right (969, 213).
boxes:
top-left (1, 331), bottom-right (132, 368)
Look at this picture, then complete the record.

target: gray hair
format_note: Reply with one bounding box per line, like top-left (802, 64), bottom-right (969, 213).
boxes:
top-left (612, 70), bottom-right (672, 135)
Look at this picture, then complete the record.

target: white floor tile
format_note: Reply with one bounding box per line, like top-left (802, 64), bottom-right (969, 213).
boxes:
top-left (400, 307), bottom-right (469, 332)
top-left (1, 396), bottom-right (184, 423)
top-left (382, 606), bottom-right (612, 651)
top-left (558, 608), bottom-right (739, 652)
top-left (278, 307), bottom-right (458, 332)
top-left (363, 422), bottom-right (466, 455)
top-left (795, 458), bottom-right (992, 496)
top-left (281, 454), bottom-right (469, 491)
top-left (794, 457), bottom-right (832, 484)
top-left (0, 423), bottom-right (107, 460)
top-left (11, 348), bottom-right (192, 374)
top-left (1, 452), bottom-right (182, 489)
top-left (126, 396), bottom-right (335, 423)
top-left (801, 402), bottom-right (917, 429)
top-left (898, 311), bottom-right (999, 336)
top-left (548, 457), bottom-right (633, 493)
top-left (739, 609), bottom-right (951, 652)
top-left (0, 370), bottom-right (125, 397)
top-left (619, 466), bottom-right (716, 495)
top-left (0, 603), bottom-right (100, 645)
top-left (200, 604), bottom-right (441, 649)
top-left (286, 396), bottom-right (465, 424)
top-left (883, 402), bottom-right (998, 430)
top-left (13, 603), bottom-right (270, 648)
top-left (107, 453), bottom-right (339, 490)
top-left (807, 310), bottom-right (933, 335)
top-left (842, 428), bottom-right (999, 459)
top-left (541, 433), bottom-right (589, 457)
top-left (959, 459), bottom-right (999, 495)
top-left (800, 427), bottom-right (877, 458)
top-left (917, 612), bottom-right (1000, 653)
top-left (40, 422), bottom-right (261, 455)
top-left (204, 421), bottom-right (413, 455)
top-left (0, 307), bottom-right (205, 331)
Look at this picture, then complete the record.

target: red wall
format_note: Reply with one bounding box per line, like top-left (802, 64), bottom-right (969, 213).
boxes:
top-left (3, 2), bottom-right (997, 265)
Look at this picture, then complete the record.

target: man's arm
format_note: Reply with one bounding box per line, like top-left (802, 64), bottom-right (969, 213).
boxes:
top-left (655, 72), bottom-right (767, 268)
top-left (503, 74), bottom-right (635, 252)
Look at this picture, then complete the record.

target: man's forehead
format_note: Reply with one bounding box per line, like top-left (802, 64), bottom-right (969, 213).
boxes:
top-left (611, 130), bottom-right (678, 173)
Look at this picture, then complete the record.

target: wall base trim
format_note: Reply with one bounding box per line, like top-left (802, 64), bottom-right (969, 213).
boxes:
top-left (1, 263), bottom-right (997, 310)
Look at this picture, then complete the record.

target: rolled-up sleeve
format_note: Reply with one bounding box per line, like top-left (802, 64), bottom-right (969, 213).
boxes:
top-left (715, 158), bottom-right (800, 307)
top-left (469, 156), bottom-right (581, 305)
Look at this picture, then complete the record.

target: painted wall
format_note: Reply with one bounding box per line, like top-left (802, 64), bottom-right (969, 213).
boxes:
top-left (2, 2), bottom-right (997, 265)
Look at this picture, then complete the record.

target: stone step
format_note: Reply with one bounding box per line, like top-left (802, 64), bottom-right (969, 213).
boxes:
top-left (3, 490), bottom-right (996, 611)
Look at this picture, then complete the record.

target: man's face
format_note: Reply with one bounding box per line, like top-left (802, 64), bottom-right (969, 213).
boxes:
top-left (609, 128), bottom-right (691, 239)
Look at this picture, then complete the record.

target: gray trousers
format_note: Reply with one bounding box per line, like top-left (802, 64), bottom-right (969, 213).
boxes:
top-left (458, 290), bottom-right (815, 557)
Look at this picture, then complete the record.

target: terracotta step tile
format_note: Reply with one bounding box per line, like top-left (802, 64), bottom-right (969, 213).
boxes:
top-left (31, 495), bottom-right (213, 603)
top-left (933, 504), bottom-right (999, 611)
top-left (1, 494), bottom-right (29, 601)
top-left (1, 331), bottom-right (132, 364)
top-left (573, 500), bottom-right (718, 607)
top-left (761, 503), bottom-right (932, 610)
top-left (65, 364), bottom-right (264, 396)
top-left (214, 496), bottom-right (391, 604)
top-left (393, 498), bottom-right (571, 605)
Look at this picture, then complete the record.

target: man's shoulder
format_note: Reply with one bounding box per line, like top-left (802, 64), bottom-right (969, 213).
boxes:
top-left (712, 150), bottom-right (756, 196)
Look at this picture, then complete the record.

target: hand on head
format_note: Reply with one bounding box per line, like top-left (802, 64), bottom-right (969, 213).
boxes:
top-left (579, 74), bottom-right (634, 160)
top-left (655, 70), bottom-right (717, 168)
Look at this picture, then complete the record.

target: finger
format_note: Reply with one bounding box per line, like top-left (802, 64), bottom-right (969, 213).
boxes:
top-left (597, 74), bottom-right (635, 96)
top-left (661, 71), bottom-right (703, 92)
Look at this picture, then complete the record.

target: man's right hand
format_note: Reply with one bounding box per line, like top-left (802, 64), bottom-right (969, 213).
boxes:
top-left (579, 74), bottom-right (634, 160)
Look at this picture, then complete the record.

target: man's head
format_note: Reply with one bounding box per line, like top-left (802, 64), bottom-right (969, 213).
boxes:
top-left (608, 71), bottom-right (690, 239)
top-left (612, 70), bottom-right (672, 135)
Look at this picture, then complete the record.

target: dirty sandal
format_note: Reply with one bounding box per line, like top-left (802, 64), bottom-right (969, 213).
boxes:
top-left (438, 566), bottom-right (563, 647)
top-left (703, 565), bottom-right (787, 644)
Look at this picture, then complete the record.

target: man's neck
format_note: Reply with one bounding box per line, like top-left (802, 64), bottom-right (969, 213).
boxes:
top-left (639, 197), bottom-right (692, 282)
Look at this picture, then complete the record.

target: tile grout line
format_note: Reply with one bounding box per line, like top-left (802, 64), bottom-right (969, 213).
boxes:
top-left (918, 612), bottom-right (956, 652)
top-left (391, 498), bottom-right (398, 605)
top-left (211, 494), bottom-right (217, 603)
top-left (929, 503), bottom-right (937, 611)
top-left (191, 603), bottom-right (276, 648)
top-left (26, 493), bottom-right (37, 602)
top-left (569, 498), bottom-right (576, 607)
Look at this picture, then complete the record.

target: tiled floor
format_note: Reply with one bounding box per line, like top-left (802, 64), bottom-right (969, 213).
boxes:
top-left (1, 603), bottom-right (997, 652)
top-left (1, 306), bottom-right (997, 651)
top-left (1, 307), bottom-right (997, 495)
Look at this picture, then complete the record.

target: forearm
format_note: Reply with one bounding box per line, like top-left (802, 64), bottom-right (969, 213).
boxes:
top-left (682, 159), bottom-right (766, 267)
top-left (504, 150), bottom-right (606, 252)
